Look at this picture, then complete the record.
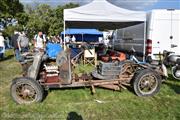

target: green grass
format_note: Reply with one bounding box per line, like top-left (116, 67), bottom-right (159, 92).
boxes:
top-left (74, 63), bottom-right (94, 76)
top-left (0, 49), bottom-right (180, 120)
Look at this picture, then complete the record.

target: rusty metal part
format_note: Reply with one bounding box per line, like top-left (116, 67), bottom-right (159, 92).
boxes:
top-left (119, 61), bottom-right (138, 76)
top-left (118, 84), bottom-right (127, 90)
top-left (46, 76), bottom-right (59, 83)
top-left (120, 82), bottom-right (131, 86)
top-left (98, 84), bottom-right (120, 90)
top-left (78, 73), bottom-right (92, 81)
top-left (58, 54), bottom-right (72, 84)
top-left (91, 85), bottom-right (96, 94)
top-left (16, 83), bottom-right (36, 102)
top-left (42, 78), bottom-right (132, 88)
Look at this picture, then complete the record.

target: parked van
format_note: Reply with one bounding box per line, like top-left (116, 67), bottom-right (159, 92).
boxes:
top-left (146, 9), bottom-right (180, 60)
top-left (112, 9), bottom-right (180, 61)
top-left (112, 23), bottom-right (145, 61)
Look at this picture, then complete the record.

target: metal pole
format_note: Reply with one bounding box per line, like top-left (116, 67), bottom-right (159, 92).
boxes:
top-left (143, 22), bottom-right (146, 62)
top-left (63, 20), bottom-right (66, 50)
top-left (113, 30), bottom-right (117, 50)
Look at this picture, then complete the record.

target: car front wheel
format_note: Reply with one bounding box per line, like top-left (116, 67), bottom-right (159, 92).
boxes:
top-left (10, 77), bottom-right (44, 104)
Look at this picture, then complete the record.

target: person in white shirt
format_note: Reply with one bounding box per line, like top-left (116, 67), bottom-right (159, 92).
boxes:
top-left (104, 38), bottom-right (110, 46)
top-left (34, 31), bottom-right (46, 51)
top-left (65, 35), bottom-right (70, 43)
top-left (71, 35), bottom-right (76, 42)
top-left (0, 32), bottom-right (5, 59)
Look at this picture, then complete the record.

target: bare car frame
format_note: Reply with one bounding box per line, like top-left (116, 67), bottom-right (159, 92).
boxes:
top-left (10, 50), bottom-right (167, 104)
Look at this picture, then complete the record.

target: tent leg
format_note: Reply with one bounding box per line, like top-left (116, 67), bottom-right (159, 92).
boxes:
top-left (143, 22), bottom-right (146, 62)
top-left (63, 20), bottom-right (66, 50)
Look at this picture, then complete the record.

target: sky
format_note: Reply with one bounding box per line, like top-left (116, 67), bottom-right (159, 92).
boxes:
top-left (20, 0), bottom-right (180, 11)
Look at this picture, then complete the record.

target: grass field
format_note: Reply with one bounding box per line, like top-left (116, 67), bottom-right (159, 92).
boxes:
top-left (0, 50), bottom-right (180, 120)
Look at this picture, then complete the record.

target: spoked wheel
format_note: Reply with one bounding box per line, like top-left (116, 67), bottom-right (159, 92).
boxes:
top-left (133, 69), bottom-right (161, 97)
top-left (10, 77), bottom-right (44, 104)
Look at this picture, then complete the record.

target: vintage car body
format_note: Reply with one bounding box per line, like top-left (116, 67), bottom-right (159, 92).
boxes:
top-left (10, 50), bottom-right (167, 104)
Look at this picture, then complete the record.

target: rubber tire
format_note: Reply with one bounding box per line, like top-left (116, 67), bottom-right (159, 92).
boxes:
top-left (133, 69), bottom-right (161, 97)
top-left (172, 66), bottom-right (180, 80)
top-left (10, 77), bottom-right (44, 104)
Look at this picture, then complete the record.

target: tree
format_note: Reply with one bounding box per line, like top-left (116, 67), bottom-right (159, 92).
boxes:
top-left (26, 3), bottom-right (79, 38)
top-left (48, 3), bottom-right (79, 36)
top-left (0, 0), bottom-right (24, 17)
top-left (0, 0), bottom-right (25, 38)
top-left (16, 13), bottom-right (29, 25)
top-left (1, 2), bottom-right (79, 38)
top-left (26, 4), bottom-right (52, 38)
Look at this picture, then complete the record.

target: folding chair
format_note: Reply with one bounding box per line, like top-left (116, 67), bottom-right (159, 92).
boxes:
top-left (83, 48), bottom-right (97, 66)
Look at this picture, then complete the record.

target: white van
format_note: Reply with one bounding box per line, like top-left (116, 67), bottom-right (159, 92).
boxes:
top-left (112, 23), bottom-right (146, 61)
top-left (146, 9), bottom-right (180, 60)
top-left (112, 9), bottom-right (180, 61)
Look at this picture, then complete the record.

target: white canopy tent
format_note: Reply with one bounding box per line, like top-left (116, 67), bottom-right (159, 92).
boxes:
top-left (64, 0), bottom-right (146, 29)
top-left (63, 0), bottom-right (147, 59)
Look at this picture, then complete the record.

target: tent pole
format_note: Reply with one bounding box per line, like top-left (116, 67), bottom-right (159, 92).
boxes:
top-left (63, 20), bottom-right (66, 50)
top-left (143, 22), bottom-right (146, 62)
top-left (113, 30), bottom-right (117, 50)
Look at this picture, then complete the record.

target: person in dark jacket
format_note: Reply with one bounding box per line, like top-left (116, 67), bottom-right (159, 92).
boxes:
top-left (11, 30), bottom-right (20, 60)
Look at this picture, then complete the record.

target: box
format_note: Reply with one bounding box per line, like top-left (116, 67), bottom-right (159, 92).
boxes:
top-left (99, 62), bottom-right (121, 76)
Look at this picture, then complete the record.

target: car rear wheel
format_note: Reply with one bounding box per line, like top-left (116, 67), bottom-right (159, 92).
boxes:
top-left (133, 69), bottom-right (161, 97)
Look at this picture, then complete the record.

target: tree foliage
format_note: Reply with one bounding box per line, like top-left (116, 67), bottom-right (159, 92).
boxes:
top-left (26, 4), bottom-right (52, 38)
top-left (26, 3), bottom-right (79, 38)
top-left (0, 0), bottom-right (25, 37)
top-left (1, 1), bottom-right (79, 38)
top-left (0, 0), bottom-right (24, 17)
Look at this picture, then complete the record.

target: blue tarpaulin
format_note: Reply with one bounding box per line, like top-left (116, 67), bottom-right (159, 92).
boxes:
top-left (46, 43), bottom-right (63, 59)
top-left (61, 28), bottom-right (103, 42)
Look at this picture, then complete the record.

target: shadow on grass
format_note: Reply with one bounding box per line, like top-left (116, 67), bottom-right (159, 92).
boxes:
top-left (48, 87), bottom-right (90, 91)
top-left (164, 74), bottom-right (180, 94)
top-left (67, 111), bottom-right (83, 120)
top-left (42, 90), bottom-right (49, 102)
top-left (0, 55), bottom-right (14, 62)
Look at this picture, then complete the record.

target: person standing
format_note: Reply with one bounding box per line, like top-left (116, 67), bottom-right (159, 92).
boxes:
top-left (0, 32), bottom-right (5, 59)
top-left (65, 34), bottom-right (70, 43)
top-left (17, 31), bottom-right (29, 53)
top-left (34, 31), bottom-right (46, 51)
top-left (11, 30), bottom-right (20, 60)
top-left (71, 35), bottom-right (76, 42)
top-left (5, 37), bottom-right (11, 49)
